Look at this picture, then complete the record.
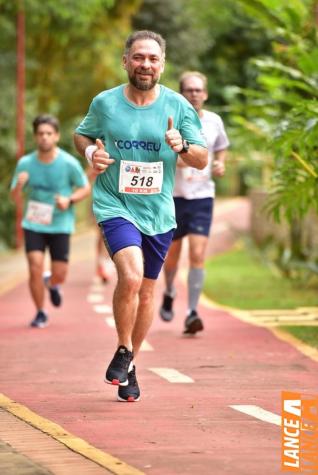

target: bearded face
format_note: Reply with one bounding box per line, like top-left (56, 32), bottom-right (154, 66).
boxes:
top-left (123, 39), bottom-right (165, 91)
top-left (128, 68), bottom-right (159, 91)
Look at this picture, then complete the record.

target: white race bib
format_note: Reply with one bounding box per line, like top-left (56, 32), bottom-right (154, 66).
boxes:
top-left (119, 160), bottom-right (163, 194)
top-left (26, 200), bottom-right (54, 225)
top-left (182, 166), bottom-right (210, 183)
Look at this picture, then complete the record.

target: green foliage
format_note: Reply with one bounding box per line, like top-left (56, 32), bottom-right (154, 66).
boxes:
top-left (133, 0), bottom-right (272, 104)
top-left (238, 0), bottom-right (309, 30)
top-left (24, 0), bottom-right (140, 118)
top-left (266, 100), bottom-right (318, 222)
top-left (204, 245), bottom-right (318, 309)
top-left (0, 184), bottom-right (16, 249)
top-left (2, 0), bottom-right (317, 255)
top-left (232, 0), bottom-right (318, 223)
top-left (279, 326), bottom-right (318, 349)
top-left (0, 0), bottom-right (141, 150)
top-left (229, 0), bottom-right (318, 275)
top-left (195, 0), bottom-right (272, 107)
top-left (133, 0), bottom-right (210, 71)
top-left (0, 0), bottom-right (140, 249)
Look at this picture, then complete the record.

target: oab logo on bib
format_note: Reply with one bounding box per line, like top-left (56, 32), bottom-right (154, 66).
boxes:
top-left (119, 160), bottom-right (163, 194)
top-left (26, 200), bottom-right (54, 225)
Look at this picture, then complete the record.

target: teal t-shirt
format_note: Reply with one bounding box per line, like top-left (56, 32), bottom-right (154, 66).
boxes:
top-left (75, 84), bottom-right (206, 235)
top-left (11, 149), bottom-right (88, 234)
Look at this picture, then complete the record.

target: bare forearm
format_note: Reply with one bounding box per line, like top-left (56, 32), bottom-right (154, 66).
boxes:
top-left (176, 156), bottom-right (188, 168)
top-left (70, 183), bottom-right (91, 203)
top-left (10, 187), bottom-right (22, 203)
top-left (73, 133), bottom-right (94, 157)
top-left (213, 149), bottom-right (228, 177)
top-left (214, 149), bottom-right (227, 164)
top-left (179, 145), bottom-right (208, 170)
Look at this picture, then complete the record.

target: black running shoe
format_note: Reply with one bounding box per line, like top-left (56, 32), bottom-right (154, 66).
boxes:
top-left (183, 310), bottom-right (204, 335)
top-left (159, 292), bottom-right (175, 322)
top-left (49, 286), bottom-right (62, 307)
top-left (30, 311), bottom-right (48, 328)
top-left (105, 345), bottom-right (134, 386)
top-left (43, 272), bottom-right (62, 307)
top-left (117, 366), bottom-right (140, 402)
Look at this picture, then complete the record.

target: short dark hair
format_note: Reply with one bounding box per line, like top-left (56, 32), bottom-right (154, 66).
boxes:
top-left (124, 30), bottom-right (166, 56)
top-left (32, 114), bottom-right (60, 133)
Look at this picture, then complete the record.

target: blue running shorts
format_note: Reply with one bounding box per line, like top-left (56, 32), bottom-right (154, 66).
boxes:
top-left (99, 218), bottom-right (174, 280)
top-left (173, 197), bottom-right (214, 241)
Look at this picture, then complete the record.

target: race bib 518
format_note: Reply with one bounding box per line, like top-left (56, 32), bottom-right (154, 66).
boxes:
top-left (119, 160), bottom-right (163, 194)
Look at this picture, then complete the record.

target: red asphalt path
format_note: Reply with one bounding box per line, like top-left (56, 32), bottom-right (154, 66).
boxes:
top-left (1, 198), bottom-right (317, 475)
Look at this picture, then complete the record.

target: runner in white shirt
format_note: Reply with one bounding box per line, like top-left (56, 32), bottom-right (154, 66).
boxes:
top-left (160, 71), bottom-right (230, 334)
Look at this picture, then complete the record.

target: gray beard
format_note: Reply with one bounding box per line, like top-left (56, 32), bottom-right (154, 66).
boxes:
top-left (129, 74), bottom-right (158, 91)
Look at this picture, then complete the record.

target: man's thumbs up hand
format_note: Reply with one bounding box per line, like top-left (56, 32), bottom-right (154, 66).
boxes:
top-left (91, 138), bottom-right (114, 174)
top-left (96, 138), bottom-right (105, 150)
top-left (165, 116), bottom-right (183, 153)
top-left (167, 116), bottom-right (173, 130)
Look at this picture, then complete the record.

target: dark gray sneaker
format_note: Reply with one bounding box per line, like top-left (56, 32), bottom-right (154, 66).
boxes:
top-left (105, 345), bottom-right (134, 386)
top-left (30, 311), bottom-right (48, 329)
top-left (159, 292), bottom-right (175, 322)
top-left (43, 271), bottom-right (62, 307)
top-left (183, 310), bottom-right (204, 335)
top-left (117, 366), bottom-right (140, 402)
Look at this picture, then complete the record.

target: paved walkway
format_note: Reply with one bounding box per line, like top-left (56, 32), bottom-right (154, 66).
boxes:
top-left (0, 198), bottom-right (317, 475)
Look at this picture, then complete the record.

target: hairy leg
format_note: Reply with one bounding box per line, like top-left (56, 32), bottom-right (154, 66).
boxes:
top-left (26, 251), bottom-right (45, 310)
top-left (112, 246), bottom-right (144, 351)
top-left (163, 238), bottom-right (183, 293)
top-left (132, 277), bottom-right (157, 357)
top-left (50, 260), bottom-right (68, 286)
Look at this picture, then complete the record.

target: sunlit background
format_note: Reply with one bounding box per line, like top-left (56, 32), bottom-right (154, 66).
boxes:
top-left (1, 1), bottom-right (318, 329)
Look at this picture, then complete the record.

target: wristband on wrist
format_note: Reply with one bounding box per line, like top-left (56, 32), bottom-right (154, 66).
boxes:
top-left (85, 145), bottom-right (98, 167)
top-left (180, 139), bottom-right (190, 154)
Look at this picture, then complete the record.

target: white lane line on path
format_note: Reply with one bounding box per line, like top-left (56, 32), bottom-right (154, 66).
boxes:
top-left (230, 405), bottom-right (281, 426)
top-left (149, 368), bottom-right (194, 383)
top-left (87, 294), bottom-right (104, 303)
top-left (105, 317), bottom-right (116, 328)
top-left (94, 304), bottom-right (112, 314)
top-left (140, 340), bottom-right (154, 352)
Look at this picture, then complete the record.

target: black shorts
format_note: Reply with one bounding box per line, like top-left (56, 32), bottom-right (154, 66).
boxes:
top-left (24, 229), bottom-right (70, 262)
top-left (173, 197), bottom-right (214, 241)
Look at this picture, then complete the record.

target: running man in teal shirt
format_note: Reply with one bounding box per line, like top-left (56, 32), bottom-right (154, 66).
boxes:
top-left (74, 30), bottom-right (207, 402)
top-left (11, 115), bottom-right (90, 329)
